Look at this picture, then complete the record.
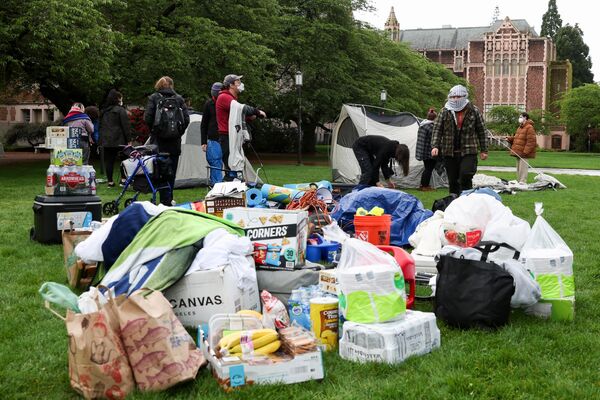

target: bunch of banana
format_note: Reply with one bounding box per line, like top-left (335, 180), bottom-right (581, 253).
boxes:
top-left (218, 329), bottom-right (280, 357)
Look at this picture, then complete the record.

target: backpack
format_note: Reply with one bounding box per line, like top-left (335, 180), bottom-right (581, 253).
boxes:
top-left (432, 194), bottom-right (458, 213)
top-left (153, 94), bottom-right (184, 139)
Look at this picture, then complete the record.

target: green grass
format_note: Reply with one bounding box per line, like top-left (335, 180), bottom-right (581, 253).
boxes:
top-left (480, 150), bottom-right (600, 170)
top-left (2, 160), bottom-right (600, 399)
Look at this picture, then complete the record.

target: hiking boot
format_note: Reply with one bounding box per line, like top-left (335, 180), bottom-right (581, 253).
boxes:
top-left (418, 186), bottom-right (434, 192)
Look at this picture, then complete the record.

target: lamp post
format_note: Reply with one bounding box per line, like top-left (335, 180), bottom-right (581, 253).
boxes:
top-left (296, 71), bottom-right (303, 165)
top-left (380, 89), bottom-right (387, 114)
top-left (588, 123), bottom-right (592, 153)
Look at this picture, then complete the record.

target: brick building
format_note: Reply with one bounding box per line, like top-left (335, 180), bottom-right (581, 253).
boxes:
top-left (385, 8), bottom-right (572, 150)
top-left (0, 86), bottom-right (62, 140)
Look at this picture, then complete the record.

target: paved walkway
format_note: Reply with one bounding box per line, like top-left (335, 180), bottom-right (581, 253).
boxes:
top-left (478, 165), bottom-right (600, 177)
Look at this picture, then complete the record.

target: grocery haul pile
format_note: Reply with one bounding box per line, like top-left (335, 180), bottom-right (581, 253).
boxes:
top-left (38, 176), bottom-right (574, 396)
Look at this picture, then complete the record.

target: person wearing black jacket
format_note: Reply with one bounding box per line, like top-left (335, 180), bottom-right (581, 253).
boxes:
top-left (201, 82), bottom-right (223, 185)
top-left (99, 89), bottom-right (131, 187)
top-left (144, 76), bottom-right (190, 205)
top-left (352, 135), bottom-right (410, 188)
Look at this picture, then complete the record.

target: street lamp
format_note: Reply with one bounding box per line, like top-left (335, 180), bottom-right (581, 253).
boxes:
top-left (380, 89), bottom-right (387, 114)
top-left (588, 123), bottom-right (592, 153)
top-left (296, 71), bottom-right (303, 165)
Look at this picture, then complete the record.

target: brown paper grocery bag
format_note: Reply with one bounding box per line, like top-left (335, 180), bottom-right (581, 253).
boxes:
top-left (117, 289), bottom-right (205, 392)
top-left (57, 292), bottom-right (135, 399)
top-left (62, 230), bottom-right (96, 289)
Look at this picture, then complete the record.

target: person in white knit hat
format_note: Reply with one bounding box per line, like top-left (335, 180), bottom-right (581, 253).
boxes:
top-left (431, 85), bottom-right (488, 195)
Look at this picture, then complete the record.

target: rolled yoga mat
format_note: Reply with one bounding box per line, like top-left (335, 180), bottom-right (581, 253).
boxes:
top-left (260, 184), bottom-right (302, 204)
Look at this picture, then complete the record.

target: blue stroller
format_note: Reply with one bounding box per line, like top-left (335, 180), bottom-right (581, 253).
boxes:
top-left (102, 145), bottom-right (173, 216)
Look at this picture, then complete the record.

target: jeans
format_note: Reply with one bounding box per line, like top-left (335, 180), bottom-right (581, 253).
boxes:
top-left (218, 135), bottom-right (238, 180)
top-left (444, 154), bottom-right (477, 195)
top-left (159, 155), bottom-right (179, 205)
top-left (353, 146), bottom-right (377, 186)
top-left (206, 140), bottom-right (223, 185)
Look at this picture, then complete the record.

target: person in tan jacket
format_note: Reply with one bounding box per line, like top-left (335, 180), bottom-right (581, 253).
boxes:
top-left (507, 112), bottom-right (537, 183)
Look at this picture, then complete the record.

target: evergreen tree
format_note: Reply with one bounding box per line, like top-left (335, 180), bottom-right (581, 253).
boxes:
top-left (540, 0), bottom-right (562, 40)
top-left (555, 24), bottom-right (594, 87)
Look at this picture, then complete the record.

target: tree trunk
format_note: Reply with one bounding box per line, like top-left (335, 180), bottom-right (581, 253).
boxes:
top-left (302, 118), bottom-right (317, 153)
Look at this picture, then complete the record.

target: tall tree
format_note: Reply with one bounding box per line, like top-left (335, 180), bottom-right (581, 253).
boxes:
top-left (540, 0), bottom-right (562, 41)
top-left (560, 84), bottom-right (600, 151)
top-left (555, 24), bottom-right (594, 88)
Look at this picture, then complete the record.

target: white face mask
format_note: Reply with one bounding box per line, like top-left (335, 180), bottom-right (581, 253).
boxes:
top-left (237, 82), bottom-right (245, 93)
top-left (119, 99), bottom-right (123, 106)
top-left (518, 117), bottom-right (525, 124)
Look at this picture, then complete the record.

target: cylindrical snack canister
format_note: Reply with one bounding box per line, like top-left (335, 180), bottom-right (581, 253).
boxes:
top-left (310, 297), bottom-right (339, 351)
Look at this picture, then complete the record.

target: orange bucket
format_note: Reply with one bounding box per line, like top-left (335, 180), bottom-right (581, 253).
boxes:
top-left (353, 214), bottom-right (391, 245)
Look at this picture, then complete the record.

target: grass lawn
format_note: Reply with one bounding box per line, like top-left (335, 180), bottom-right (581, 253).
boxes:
top-left (1, 159), bottom-right (600, 399)
top-left (480, 150), bottom-right (600, 170)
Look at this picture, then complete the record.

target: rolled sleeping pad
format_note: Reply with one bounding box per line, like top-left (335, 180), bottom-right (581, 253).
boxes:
top-left (246, 188), bottom-right (264, 207)
top-left (260, 184), bottom-right (302, 204)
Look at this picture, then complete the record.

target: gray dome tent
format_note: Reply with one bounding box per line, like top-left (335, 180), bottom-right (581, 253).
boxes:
top-left (330, 104), bottom-right (447, 188)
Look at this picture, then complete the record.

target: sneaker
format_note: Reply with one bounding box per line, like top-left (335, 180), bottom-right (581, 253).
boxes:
top-left (107, 182), bottom-right (115, 188)
top-left (418, 186), bottom-right (434, 191)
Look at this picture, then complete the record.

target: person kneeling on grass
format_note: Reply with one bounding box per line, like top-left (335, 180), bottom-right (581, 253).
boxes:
top-left (352, 135), bottom-right (410, 188)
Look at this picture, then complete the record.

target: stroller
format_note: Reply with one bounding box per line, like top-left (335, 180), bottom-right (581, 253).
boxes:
top-left (102, 145), bottom-right (173, 216)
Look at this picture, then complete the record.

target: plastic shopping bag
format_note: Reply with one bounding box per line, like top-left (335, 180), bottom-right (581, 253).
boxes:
top-left (323, 222), bottom-right (406, 323)
top-left (520, 203), bottom-right (574, 299)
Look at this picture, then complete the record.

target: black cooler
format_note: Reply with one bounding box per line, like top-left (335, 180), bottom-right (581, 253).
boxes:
top-left (31, 195), bottom-right (102, 244)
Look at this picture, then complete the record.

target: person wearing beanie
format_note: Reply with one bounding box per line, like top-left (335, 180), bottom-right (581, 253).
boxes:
top-left (352, 135), bottom-right (410, 188)
top-left (201, 82), bottom-right (224, 185)
top-left (63, 102), bottom-right (94, 165)
top-left (431, 85), bottom-right (488, 195)
top-left (506, 111), bottom-right (536, 183)
top-left (215, 74), bottom-right (266, 180)
top-left (415, 107), bottom-right (438, 191)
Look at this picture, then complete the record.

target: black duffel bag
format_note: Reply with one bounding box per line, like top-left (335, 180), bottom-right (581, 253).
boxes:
top-left (434, 242), bottom-right (516, 329)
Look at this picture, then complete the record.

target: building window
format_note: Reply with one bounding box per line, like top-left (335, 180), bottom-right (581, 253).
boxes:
top-left (502, 59), bottom-right (509, 75)
top-left (511, 59), bottom-right (518, 76)
top-left (519, 58), bottom-right (527, 75)
top-left (494, 55), bottom-right (501, 75)
top-left (486, 59), bottom-right (494, 75)
top-left (454, 56), bottom-right (464, 72)
top-left (21, 109), bottom-right (31, 123)
top-left (552, 135), bottom-right (562, 149)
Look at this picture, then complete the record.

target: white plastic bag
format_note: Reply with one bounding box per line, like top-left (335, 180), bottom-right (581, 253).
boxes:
top-left (520, 203), bottom-right (574, 299)
top-left (323, 221), bottom-right (406, 324)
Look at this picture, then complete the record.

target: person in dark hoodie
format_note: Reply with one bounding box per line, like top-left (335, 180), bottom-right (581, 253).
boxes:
top-left (352, 135), bottom-right (410, 188)
top-left (144, 76), bottom-right (190, 205)
top-left (99, 89), bottom-right (131, 187)
top-left (201, 82), bottom-right (224, 185)
top-left (63, 103), bottom-right (94, 164)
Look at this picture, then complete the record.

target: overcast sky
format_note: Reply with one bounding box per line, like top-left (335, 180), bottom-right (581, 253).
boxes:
top-left (354, 0), bottom-right (599, 81)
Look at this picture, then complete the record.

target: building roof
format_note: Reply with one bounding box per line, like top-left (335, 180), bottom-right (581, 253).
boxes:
top-left (398, 19), bottom-right (538, 50)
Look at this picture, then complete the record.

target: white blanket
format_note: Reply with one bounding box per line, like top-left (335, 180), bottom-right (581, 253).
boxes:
top-left (228, 100), bottom-right (250, 174)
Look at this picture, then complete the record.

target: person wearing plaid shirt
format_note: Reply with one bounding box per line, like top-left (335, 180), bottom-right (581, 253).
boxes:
top-left (431, 85), bottom-right (488, 195)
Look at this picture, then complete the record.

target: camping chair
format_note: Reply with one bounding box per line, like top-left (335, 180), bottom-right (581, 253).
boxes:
top-left (376, 245), bottom-right (416, 309)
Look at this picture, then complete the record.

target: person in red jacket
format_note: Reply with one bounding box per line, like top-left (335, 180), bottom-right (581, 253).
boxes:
top-left (215, 74), bottom-right (266, 180)
top-left (507, 112), bottom-right (537, 183)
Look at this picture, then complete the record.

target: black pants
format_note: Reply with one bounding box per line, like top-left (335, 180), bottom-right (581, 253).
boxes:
top-left (444, 154), bottom-right (477, 195)
top-left (159, 155), bottom-right (179, 206)
top-left (353, 146), bottom-right (377, 186)
top-left (103, 146), bottom-right (121, 183)
top-left (218, 134), bottom-right (237, 181)
top-left (420, 159), bottom-right (437, 187)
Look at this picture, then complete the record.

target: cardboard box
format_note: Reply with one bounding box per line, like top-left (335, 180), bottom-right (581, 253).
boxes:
top-left (319, 269), bottom-right (338, 295)
top-left (46, 126), bottom-right (82, 149)
top-left (205, 195), bottom-right (246, 218)
top-left (224, 208), bottom-right (308, 269)
top-left (163, 262), bottom-right (260, 327)
top-left (203, 336), bottom-right (324, 389)
top-left (52, 148), bottom-right (83, 166)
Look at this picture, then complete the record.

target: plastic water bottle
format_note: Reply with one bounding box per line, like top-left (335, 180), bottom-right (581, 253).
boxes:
top-left (45, 165), bottom-right (56, 195)
top-left (89, 167), bottom-right (96, 195)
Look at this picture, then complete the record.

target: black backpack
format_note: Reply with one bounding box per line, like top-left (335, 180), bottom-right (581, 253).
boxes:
top-left (153, 94), bottom-right (184, 139)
